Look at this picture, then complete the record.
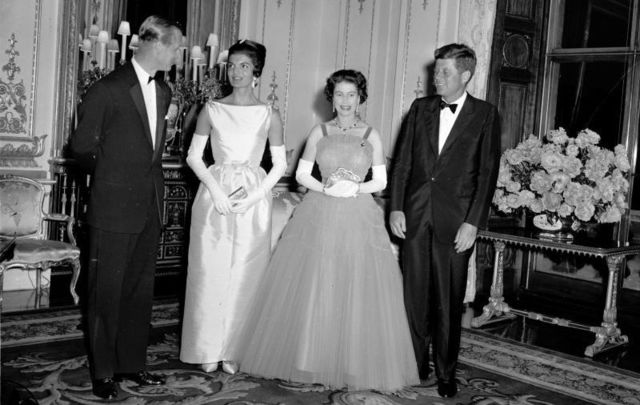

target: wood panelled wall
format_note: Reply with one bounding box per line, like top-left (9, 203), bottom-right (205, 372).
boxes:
top-left (486, 0), bottom-right (546, 151)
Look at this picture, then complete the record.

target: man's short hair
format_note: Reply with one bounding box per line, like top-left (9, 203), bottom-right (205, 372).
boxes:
top-left (434, 43), bottom-right (476, 78)
top-left (138, 15), bottom-right (182, 45)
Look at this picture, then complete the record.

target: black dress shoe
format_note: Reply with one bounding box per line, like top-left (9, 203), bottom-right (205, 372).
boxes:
top-left (416, 374), bottom-right (437, 386)
top-left (114, 371), bottom-right (165, 386)
top-left (92, 378), bottom-right (118, 400)
top-left (437, 379), bottom-right (457, 398)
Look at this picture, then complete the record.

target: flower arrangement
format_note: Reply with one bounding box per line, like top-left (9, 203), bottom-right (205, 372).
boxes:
top-left (493, 128), bottom-right (631, 230)
top-left (77, 62), bottom-right (108, 102)
top-left (169, 74), bottom-right (226, 106)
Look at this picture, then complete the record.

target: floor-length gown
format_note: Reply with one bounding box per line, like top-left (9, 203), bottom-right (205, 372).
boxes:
top-left (180, 101), bottom-right (273, 365)
top-left (229, 125), bottom-right (420, 392)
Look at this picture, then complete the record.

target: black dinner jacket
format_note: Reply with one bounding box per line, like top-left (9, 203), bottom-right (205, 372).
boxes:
top-left (70, 62), bottom-right (171, 233)
top-left (390, 94), bottom-right (501, 243)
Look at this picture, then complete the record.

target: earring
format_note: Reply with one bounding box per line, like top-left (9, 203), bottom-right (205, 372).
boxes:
top-left (333, 103), bottom-right (336, 113)
top-left (355, 103), bottom-right (359, 114)
top-left (252, 77), bottom-right (259, 88)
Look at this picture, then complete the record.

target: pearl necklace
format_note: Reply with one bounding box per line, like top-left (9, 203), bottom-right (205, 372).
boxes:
top-left (334, 118), bottom-right (358, 132)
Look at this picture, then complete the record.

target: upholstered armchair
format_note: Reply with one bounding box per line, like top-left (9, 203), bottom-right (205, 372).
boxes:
top-left (0, 175), bottom-right (81, 306)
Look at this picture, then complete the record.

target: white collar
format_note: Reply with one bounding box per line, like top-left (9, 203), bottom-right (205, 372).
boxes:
top-left (131, 57), bottom-right (154, 85)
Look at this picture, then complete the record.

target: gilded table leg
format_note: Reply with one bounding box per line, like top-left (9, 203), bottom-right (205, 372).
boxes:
top-left (471, 241), bottom-right (513, 327)
top-left (584, 255), bottom-right (629, 357)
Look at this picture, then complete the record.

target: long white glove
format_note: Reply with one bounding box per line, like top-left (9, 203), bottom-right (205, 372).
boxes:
top-left (295, 159), bottom-right (324, 192)
top-left (232, 145), bottom-right (287, 213)
top-left (186, 134), bottom-right (232, 215)
top-left (357, 165), bottom-right (387, 194)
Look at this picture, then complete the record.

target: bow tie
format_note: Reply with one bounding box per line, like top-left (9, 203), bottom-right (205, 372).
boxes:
top-left (439, 100), bottom-right (458, 113)
top-left (147, 76), bottom-right (155, 84)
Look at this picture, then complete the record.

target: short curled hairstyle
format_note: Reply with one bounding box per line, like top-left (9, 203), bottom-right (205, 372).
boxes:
top-left (138, 15), bottom-right (182, 45)
top-left (434, 43), bottom-right (476, 78)
top-left (228, 39), bottom-right (267, 78)
top-left (324, 69), bottom-right (368, 104)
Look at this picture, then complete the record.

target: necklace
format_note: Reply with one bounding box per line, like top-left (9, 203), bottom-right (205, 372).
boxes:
top-left (333, 118), bottom-right (358, 132)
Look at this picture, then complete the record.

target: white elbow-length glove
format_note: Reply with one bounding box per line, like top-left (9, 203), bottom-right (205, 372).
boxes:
top-left (232, 145), bottom-right (287, 213)
top-left (186, 134), bottom-right (232, 215)
top-left (357, 165), bottom-right (387, 194)
top-left (295, 159), bottom-right (324, 193)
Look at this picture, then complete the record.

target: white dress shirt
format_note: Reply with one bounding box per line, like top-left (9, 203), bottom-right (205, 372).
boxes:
top-left (438, 92), bottom-right (468, 154)
top-left (131, 57), bottom-right (158, 148)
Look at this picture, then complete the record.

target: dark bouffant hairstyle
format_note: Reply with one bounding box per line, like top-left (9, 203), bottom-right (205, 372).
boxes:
top-left (434, 43), bottom-right (477, 78)
top-left (228, 39), bottom-right (267, 78)
top-left (324, 69), bottom-right (368, 104)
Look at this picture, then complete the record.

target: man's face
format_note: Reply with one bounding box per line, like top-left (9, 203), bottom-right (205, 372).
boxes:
top-left (155, 34), bottom-right (181, 71)
top-left (433, 58), bottom-right (470, 102)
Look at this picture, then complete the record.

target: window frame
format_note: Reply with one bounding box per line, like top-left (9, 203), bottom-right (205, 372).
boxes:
top-left (537, 0), bottom-right (640, 241)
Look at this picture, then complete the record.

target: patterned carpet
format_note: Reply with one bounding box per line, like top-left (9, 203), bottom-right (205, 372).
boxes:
top-left (2, 303), bottom-right (640, 404)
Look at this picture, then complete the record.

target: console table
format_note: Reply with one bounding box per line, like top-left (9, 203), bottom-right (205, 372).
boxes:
top-left (471, 227), bottom-right (640, 357)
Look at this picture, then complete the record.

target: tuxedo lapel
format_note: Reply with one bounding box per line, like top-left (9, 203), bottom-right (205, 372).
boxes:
top-left (436, 96), bottom-right (477, 169)
top-left (153, 84), bottom-right (170, 161)
top-left (129, 84), bottom-right (154, 149)
top-left (423, 100), bottom-right (440, 158)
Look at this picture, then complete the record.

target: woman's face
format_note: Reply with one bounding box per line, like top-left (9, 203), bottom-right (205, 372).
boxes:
top-left (333, 81), bottom-right (360, 117)
top-left (227, 53), bottom-right (255, 88)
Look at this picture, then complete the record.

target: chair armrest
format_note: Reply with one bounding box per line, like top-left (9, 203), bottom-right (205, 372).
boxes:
top-left (44, 213), bottom-right (77, 246)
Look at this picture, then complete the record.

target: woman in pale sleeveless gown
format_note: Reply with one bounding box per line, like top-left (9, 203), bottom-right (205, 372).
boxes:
top-left (228, 70), bottom-right (419, 392)
top-left (179, 40), bottom-right (286, 374)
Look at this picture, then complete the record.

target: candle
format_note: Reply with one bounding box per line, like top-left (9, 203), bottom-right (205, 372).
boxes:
top-left (88, 24), bottom-right (100, 65)
top-left (117, 21), bottom-right (131, 64)
top-left (107, 39), bottom-right (119, 71)
top-left (97, 30), bottom-right (109, 70)
top-left (198, 63), bottom-right (207, 85)
top-left (190, 46), bottom-right (204, 83)
top-left (80, 38), bottom-right (92, 70)
top-left (206, 33), bottom-right (219, 70)
top-left (129, 34), bottom-right (139, 52)
top-left (217, 49), bottom-right (228, 81)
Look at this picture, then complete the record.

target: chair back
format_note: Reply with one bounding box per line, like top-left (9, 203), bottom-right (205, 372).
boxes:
top-left (0, 175), bottom-right (46, 239)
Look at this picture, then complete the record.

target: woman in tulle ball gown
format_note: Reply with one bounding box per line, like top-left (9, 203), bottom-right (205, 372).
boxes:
top-left (179, 39), bottom-right (286, 374)
top-left (228, 69), bottom-right (420, 392)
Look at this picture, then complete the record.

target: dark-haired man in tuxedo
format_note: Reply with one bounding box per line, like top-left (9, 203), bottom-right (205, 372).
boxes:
top-left (70, 15), bottom-right (182, 400)
top-left (389, 43), bottom-right (501, 399)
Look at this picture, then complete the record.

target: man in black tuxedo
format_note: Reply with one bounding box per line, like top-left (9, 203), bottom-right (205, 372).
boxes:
top-left (70, 15), bottom-right (182, 400)
top-left (389, 43), bottom-right (500, 398)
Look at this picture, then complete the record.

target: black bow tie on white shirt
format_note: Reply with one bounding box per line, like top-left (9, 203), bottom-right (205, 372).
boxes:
top-left (148, 76), bottom-right (155, 84)
top-left (439, 100), bottom-right (458, 113)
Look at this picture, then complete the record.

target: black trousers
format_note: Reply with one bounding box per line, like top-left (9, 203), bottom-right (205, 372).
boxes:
top-left (402, 222), bottom-right (471, 382)
top-left (86, 210), bottom-right (161, 380)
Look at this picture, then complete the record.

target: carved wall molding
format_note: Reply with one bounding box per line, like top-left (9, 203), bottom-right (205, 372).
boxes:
top-left (0, 133), bottom-right (47, 167)
top-left (0, 0), bottom-right (42, 169)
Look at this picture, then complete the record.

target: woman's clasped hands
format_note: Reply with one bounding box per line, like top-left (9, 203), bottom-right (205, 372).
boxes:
top-left (323, 180), bottom-right (359, 198)
top-left (208, 187), bottom-right (264, 215)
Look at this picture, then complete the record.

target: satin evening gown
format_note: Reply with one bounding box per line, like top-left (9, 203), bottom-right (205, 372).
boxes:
top-left (180, 101), bottom-right (273, 365)
top-left (228, 125), bottom-right (420, 392)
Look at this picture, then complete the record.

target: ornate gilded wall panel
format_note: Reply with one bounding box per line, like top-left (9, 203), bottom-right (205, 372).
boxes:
top-left (0, 0), bottom-right (43, 168)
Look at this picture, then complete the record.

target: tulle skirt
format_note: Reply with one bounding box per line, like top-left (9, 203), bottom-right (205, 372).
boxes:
top-left (228, 191), bottom-right (419, 391)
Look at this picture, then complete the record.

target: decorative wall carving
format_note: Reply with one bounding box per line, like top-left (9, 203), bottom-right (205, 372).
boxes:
top-left (0, 0), bottom-right (42, 169)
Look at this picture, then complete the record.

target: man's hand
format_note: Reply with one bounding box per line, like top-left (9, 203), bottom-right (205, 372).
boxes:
top-left (389, 210), bottom-right (406, 239)
top-left (454, 222), bottom-right (477, 253)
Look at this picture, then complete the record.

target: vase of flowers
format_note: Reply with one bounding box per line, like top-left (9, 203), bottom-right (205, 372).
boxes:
top-left (492, 128), bottom-right (631, 242)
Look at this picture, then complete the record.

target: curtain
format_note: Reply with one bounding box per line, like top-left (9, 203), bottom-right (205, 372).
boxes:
top-left (457, 0), bottom-right (498, 100)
